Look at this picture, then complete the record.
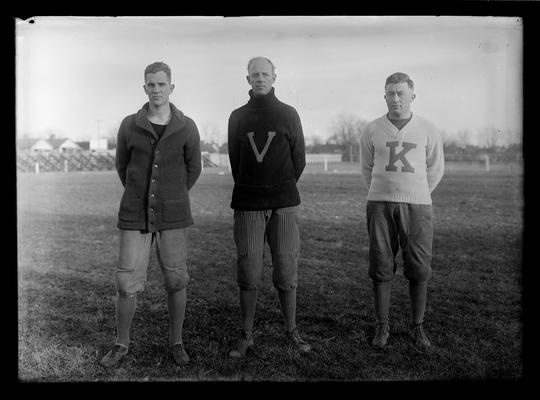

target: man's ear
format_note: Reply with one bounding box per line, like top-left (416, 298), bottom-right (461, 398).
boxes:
top-left (170, 83), bottom-right (175, 93)
top-left (411, 93), bottom-right (416, 101)
top-left (246, 75), bottom-right (251, 85)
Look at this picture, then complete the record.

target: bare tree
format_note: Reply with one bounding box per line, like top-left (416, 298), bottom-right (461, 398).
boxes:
top-left (457, 129), bottom-right (473, 147)
top-left (307, 134), bottom-right (324, 146)
top-left (498, 128), bottom-right (521, 147)
top-left (439, 129), bottom-right (451, 145)
top-left (200, 122), bottom-right (221, 145)
top-left (478, 126), bottom-right (502, 148)
top-left (327, 112), bottom-right (368, 162)
top-left (46, 130), bottom-right (57, 141)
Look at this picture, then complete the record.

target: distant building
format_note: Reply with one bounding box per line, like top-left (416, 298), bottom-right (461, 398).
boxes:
top-left (305, 154), bottom-right (342, 164)
top-left (89, 138), bottom-right (116, 152)
top-left (200, 141), bottom-right (220, 153)
top-left (56, 139), bottom-right (82, 153)
top-left (17, 137), bottom-right (82, 153)
top-left (219, 142), bottom-right (228, 154)
top-left (16, 138), bottom-right (41, 153)
top-left (76, 141), bottom-right (90, 151)
top-left (30, 139), bottom-right (55, 153)
top-left (90, 138), bottom-right (108, 152)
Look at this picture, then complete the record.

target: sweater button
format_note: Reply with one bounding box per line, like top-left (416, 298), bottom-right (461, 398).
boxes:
top-left (149, 207), bottom-right (154, 212)
top-left (151, 193), bottom-right (155, 198)
top-left (154, 163), bottom-right (159, 168)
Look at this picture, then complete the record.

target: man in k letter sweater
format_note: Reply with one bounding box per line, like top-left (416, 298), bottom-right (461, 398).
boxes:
top-left (227, 57), bottom-right (310, 358)
top-left (360, 72), bottom-right (444, 349)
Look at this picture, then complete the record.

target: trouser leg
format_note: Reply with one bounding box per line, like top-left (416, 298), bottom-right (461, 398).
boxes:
top-left (267, 207), bottom-right (300, 331)
top-left (366, 202), bottom-right (399, 324)
top-left (115, 229), bottom-right (152, 347)
top-left (396, 204), bottom-right (433, 324)
top-left (156, 229), bottom-right (190, 346)
top-left (233, 210), bottom-right (266, 335)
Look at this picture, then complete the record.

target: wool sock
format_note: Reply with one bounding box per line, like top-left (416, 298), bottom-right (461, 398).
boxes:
top-left (115, 292), bottom-right (137, 347)
top-left (373, 281), bottom-right (391, 325)
top-left (239, 288), bottom-right (258, 337)
top-left (167, 288), bottom-right (187, 346)
top-left (278, 288), bottom-right (297, 332)
top-left (409, 281), bottom-right (428, 325)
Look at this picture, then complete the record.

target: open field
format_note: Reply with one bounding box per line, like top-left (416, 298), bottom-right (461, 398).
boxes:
top-left (17, 164), bottom-right (523, 381)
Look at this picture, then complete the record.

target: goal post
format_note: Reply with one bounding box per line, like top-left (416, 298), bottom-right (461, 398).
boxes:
top-left (483, 154), bottom-right (490, 172)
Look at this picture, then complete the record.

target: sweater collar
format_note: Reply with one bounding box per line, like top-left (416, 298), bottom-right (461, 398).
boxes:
top-left (383, 112), bottom-right (414, 133)
top-left (135, 102), bottom-right (186, 139)
top-left (247, 87), bottom-right (279, 108)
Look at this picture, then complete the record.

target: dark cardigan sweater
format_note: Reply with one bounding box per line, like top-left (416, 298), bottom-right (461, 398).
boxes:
top-left (228, 88), bottom-right (306, 210)
top-left (115, 102), bottom-right (201, 232)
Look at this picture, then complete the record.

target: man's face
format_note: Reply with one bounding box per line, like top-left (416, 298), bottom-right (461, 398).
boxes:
top-left (144, 71), bottom-right (174, 107)
top-left (384, 82), bottom-right (415, 118)
top-left (246, 59), bottom-right (276, 96)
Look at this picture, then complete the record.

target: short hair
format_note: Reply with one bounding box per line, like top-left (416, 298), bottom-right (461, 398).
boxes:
top-left (385, 72), bottom-right (414, 90)
top-left (247, 57), bottom-right (276, 75)
top-left (144, 61), bottom-right (171, 82)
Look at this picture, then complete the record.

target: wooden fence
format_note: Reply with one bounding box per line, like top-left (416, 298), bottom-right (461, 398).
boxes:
top-left (17, 151), bottom-right (219, 173)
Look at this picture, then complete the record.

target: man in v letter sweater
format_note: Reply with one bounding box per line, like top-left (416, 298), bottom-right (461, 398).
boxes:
top-left (360, 72), bottom-right (444, 349)
top-left (227, 57), bottom-right (310, 358)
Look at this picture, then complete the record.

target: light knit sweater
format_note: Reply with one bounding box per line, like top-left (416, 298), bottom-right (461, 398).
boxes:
top-left (360, 113), bottom-right (444, 205)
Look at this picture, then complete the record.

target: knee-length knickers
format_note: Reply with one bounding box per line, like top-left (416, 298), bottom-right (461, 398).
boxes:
top-left (234, 206), bottom-right (300, 292)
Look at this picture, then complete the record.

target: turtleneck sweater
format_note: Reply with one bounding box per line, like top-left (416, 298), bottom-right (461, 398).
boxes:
top-left (228, 87), bottom-right (306, 210)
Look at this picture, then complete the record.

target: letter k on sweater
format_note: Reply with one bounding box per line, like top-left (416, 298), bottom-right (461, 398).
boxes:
top-left (360, 113), bottom-right (444, 205)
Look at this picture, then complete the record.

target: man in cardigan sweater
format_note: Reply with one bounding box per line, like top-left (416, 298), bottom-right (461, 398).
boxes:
top-left (227, 57), bottom-right (310, 358)
top-left (360, 72), bottom-right (444, 349)
top-left (100, 62), bottom-right (201, 368)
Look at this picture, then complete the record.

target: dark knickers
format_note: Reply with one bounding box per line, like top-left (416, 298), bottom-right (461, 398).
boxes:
top-left (366, 201), bottom-right (433, 284)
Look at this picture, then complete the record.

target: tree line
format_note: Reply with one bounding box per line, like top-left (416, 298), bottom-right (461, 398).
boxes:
top-left (26, 113), bottom-right (522, 163)
top-left (304, 113), bottom-right (521, 163)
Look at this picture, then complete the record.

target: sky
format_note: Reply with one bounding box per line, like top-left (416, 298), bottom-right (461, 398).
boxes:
top-left (15, 16), bottom-right (522, 146)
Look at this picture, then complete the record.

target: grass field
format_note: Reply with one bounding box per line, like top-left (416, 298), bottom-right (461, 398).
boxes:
top-left (17, 163), bottom-right (523, 381)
